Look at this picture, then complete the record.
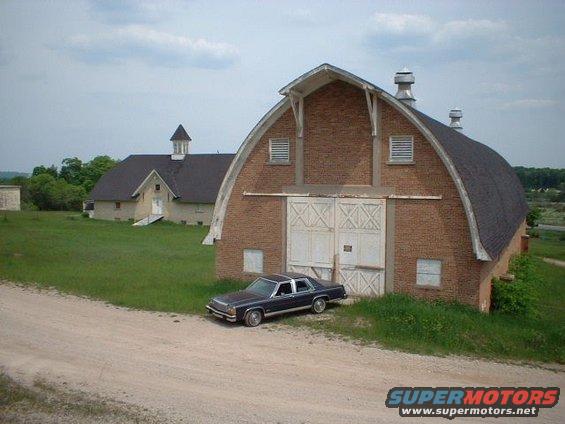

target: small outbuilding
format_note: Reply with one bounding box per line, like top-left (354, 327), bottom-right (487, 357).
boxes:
top-left (0, 185), bottom-right (21, 211)
top-left (90, 125), bottom-right (234, 225)
top-left (204, 64), bottom-right (528, 311)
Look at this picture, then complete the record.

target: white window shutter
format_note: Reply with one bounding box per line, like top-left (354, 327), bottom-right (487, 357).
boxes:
top-left (389, 136), bottom-right (414, 162)
top-left (244, 249), bottom-right (264, 273)
top-left (416, 259), bottom-right (442, 287)
top-left (269, 138), bottom-right (290, 163)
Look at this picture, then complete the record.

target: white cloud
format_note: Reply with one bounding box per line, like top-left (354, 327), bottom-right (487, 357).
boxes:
top-left (499, 99), bottom-right (558, 110)
top-left (285, 8), bottom-right (317, 24)
top-left (89, 0), bottom-right (180, 24)
top-left (63, 26), bottom-right (239, 69)
top-left (371, 13), bottom-right (436, 36)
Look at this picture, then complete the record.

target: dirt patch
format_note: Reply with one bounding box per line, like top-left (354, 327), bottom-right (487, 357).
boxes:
top-left (0, 282), bottom-right (563, 423)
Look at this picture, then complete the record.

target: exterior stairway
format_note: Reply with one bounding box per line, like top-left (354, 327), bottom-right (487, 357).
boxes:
top-left (132, 214), bottom-right (164, 226)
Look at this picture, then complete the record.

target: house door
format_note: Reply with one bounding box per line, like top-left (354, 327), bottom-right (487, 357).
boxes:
top-left (152, 198), bottom-right (163, 215)
top-left (286, 197), bottom-right (385, 296)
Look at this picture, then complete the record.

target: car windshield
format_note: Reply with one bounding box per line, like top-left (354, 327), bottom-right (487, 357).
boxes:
top-left (246, 278), bottom-right (277, 297)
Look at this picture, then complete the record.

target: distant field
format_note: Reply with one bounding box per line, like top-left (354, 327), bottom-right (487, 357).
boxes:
top-left (530, 229), bottom-right (565, 261)
top-left (1, 211), bottom-right (563, 363)
top-left (0, 211), bottom-right (246, 313)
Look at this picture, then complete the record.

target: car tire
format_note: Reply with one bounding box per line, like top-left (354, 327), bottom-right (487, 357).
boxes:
top-left (311, 297), bottom-right (327, 314)
top-left (244, 309), bottom-right (263, 327)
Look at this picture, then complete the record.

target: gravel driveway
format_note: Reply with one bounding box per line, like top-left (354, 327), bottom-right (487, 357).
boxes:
top-left (0, 282), bottom-right (563, 423)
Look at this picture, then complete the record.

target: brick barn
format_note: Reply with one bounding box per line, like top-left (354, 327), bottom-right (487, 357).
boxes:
top-left (204, 64), bottom-right (528, 311)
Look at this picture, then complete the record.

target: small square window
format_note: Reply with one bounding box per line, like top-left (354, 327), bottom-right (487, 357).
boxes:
top-left (416, 259), bottom-right (442, 287)
top-left (196, 204), bottom-right (204, 213)
top-left (197, 221), bottom-right (203, 226)
top-left (243, 249), bottom-right (263, 274)
top-left (155, 184), bottom-right (161, 191)
top-left (181, 220), bottom-right (187, 225)
top-left (115, 202), bottom-right (121, 209)
top-left (269, 138), bottom-right (290, 163)
top-left (389, 136), bottom-right (414, 163)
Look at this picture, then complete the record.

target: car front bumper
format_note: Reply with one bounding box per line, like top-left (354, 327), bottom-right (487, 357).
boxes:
top-left (206, 305), bottom-right (237, 322)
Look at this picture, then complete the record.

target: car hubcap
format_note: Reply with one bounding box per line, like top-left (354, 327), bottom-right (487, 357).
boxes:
top-left (250, 311), bottom-right (261, 326)
top-left (314, 299), bottom-right (325, 312)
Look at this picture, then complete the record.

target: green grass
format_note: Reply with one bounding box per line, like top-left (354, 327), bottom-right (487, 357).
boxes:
top-left (0, 211), bottom-right (246, 313)
top-left (530, 230), bottom-right (565, 261)
top-left (1, 211), bottom-right (563, 364)
top-left (292, 258), bottom-right (564, 363)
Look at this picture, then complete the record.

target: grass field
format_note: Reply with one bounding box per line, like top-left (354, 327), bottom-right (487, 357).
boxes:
top-left (1, 211), bottom-right (563, 363)
top-left (530, 230), bottom-right (565, 261)
top-left (0, 211), bottom-right (246, 313)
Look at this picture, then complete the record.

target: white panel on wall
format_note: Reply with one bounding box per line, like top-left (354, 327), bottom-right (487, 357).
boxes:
top-left (416, 259), bottom-right (442, 286)
top-left (244, 249), bottom-right (264, 274)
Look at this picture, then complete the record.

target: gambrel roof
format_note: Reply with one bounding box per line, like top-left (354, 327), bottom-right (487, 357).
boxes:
top-left (90, 154), bottom-right (234, 203)
top-left (205, 64), bottom-right (528, 261)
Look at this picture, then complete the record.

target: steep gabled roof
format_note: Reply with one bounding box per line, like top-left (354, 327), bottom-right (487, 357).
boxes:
top-left (170, 124), bottom-right (191, 141)
top-left (89, 154), bottom-right (234, 203)
top-left (205, 64), bottom-right (528, 261)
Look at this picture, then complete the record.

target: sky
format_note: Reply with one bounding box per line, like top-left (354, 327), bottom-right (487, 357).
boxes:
top-left (1, 0), bottom-right (564, 172)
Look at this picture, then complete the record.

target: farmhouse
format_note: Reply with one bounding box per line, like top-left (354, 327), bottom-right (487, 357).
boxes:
top-left (90, 125), bottom-right (234, 225)
top-left (0, 185), bottom-right (21, 211)
top-left (204, 64), bottom-right (528, 311)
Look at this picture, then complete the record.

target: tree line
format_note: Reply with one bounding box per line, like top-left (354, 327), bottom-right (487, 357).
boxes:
top-left (0, 156), bottom-right (119, 211)
top-left (513, 167), bottom-right (565, 191)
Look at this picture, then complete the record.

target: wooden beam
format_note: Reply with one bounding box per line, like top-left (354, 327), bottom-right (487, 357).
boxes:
top-left (243, 191), bottom-right (442, 200)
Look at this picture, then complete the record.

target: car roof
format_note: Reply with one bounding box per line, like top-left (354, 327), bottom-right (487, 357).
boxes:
top-left (262, 273), bottom-right (310, 283)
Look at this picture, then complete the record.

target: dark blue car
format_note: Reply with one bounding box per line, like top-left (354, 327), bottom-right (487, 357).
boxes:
top-left (206, 272), bottom-right (348, 326)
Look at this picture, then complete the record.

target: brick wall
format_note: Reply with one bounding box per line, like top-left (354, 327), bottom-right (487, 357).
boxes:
top-left (216, 80), bottom-right (512, 309)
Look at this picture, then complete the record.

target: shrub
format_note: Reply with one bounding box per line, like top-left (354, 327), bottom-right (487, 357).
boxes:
top-left (526, 207), bottom-right (541, 227)
top-left (491, 254), bottom-right (538, 316)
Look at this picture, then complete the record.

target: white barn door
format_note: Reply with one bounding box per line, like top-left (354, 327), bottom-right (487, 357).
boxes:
top-left (287, 197), bottom-right (334, 281)
top-left (286, 197), bottom-right (386, 296)
top-left (336, 199), bottom-right (385, 296)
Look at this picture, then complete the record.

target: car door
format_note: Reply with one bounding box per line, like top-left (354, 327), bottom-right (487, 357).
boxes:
top-left (269, 282), bottom-right (296, 313)
top-left (293, 278), bottom-right (315, 308)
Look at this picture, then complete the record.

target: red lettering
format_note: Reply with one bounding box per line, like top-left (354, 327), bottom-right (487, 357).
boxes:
top-left (483, 390), bottom-right (499, 405)
top-left (499, 390), bottom-right (514, 405)
top-left (542, 389), bottom-right (559, 406)
top-left (528, 390), bottom-right (544, 405)
top-left (464, 390), bottom-right (484, 405)
top-left (513, 390), bottom-right (529, 405)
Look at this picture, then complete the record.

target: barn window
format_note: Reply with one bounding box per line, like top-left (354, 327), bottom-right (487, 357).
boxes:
top-left (269, 138), bottom-right (290, 163)
top-left (389, 136), bottom-right (414, 163)
top-left (155, 184), bottom-right (161, 191)
top-left (243, 249), bottom-right (264, 274)
top-left (416, 259), bottom-right (442, 287)
top-left (196, 204), bottom-right (203, 213)
top-left (115, 202), bottom-right (121, 209)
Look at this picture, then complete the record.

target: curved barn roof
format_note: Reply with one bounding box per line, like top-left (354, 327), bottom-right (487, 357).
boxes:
top-left (204, 64), bottom-right (527, 261)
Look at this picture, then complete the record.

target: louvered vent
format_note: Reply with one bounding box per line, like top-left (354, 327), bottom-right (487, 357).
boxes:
top-left (269, 138), bottom-right (290, 163)
top-left (389, 136), bottom-right (414, 163)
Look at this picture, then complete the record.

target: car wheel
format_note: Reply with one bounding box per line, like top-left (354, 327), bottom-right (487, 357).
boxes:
top-left (312, 297), bottom-right (326, 314)
top-left (245, 310), bottom-right (262, 327)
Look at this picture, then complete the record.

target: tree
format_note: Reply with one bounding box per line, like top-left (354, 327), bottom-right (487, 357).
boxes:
top-left (526, 207), bottom-right (541, 227)
top-left (82, 156), bottom-right (118, 193)
top-left (60, 157), bottom-right (83, 185)
top-left (28, 173), bottom-right (56, 210)
top-left (32, 165), bottom-right (58, 178)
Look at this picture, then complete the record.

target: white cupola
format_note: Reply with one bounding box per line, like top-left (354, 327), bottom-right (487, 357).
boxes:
top-left (170, 124), bottom-right (191, 160)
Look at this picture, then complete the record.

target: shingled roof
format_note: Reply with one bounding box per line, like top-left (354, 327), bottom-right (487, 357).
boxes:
top-left (89, 154), bottom-right (234, 203)
top-left (170, 124), bottom-right (191, 141)
top-left (410, 108), bottom-right (528, 259)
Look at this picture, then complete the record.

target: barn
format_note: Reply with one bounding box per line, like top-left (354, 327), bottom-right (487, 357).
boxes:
top-left (90, 125), bottom-right (233, 226)
top-left (0, 185), bottom-right (21, 211)
top-left (204, 64), bottom-right (528, 311)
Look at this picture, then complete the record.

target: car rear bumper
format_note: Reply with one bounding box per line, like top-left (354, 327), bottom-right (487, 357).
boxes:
top-left (206, 305), bottom-right (237, 322)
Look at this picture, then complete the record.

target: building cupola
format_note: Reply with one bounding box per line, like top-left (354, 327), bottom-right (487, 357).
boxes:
top-left (449, 108), bottom-right (463, 131)
top-left (170, 124), bottom-right (191, 160)
top-left (394, 67), bottom-right (416, 108)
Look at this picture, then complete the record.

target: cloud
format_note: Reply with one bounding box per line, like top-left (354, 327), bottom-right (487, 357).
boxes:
top-left (62, 26), bottom-right (239, 69)
top-left (284, 8), bottom-right (317, 24)
top-left (89, 0), bottom-right (179, 24)
top-left (365, 12), bottom-right (556, 66)
top-left (498, 99), bottom-right (558, 110)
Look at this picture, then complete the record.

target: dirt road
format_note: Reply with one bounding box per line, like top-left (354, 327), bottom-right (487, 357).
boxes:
top-left (0, 282), bottom-right (563, 423)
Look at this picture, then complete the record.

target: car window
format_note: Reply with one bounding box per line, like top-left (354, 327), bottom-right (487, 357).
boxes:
top-left (247, 278), bottom-right (277, 297)
top-left (295, 279), bottom-right (311, 293)
top-left (275, 282), bottom-right (292, 296)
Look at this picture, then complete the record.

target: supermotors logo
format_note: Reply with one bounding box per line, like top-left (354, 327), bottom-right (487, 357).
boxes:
top-left (385, 387), bottom-right (560, 419)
